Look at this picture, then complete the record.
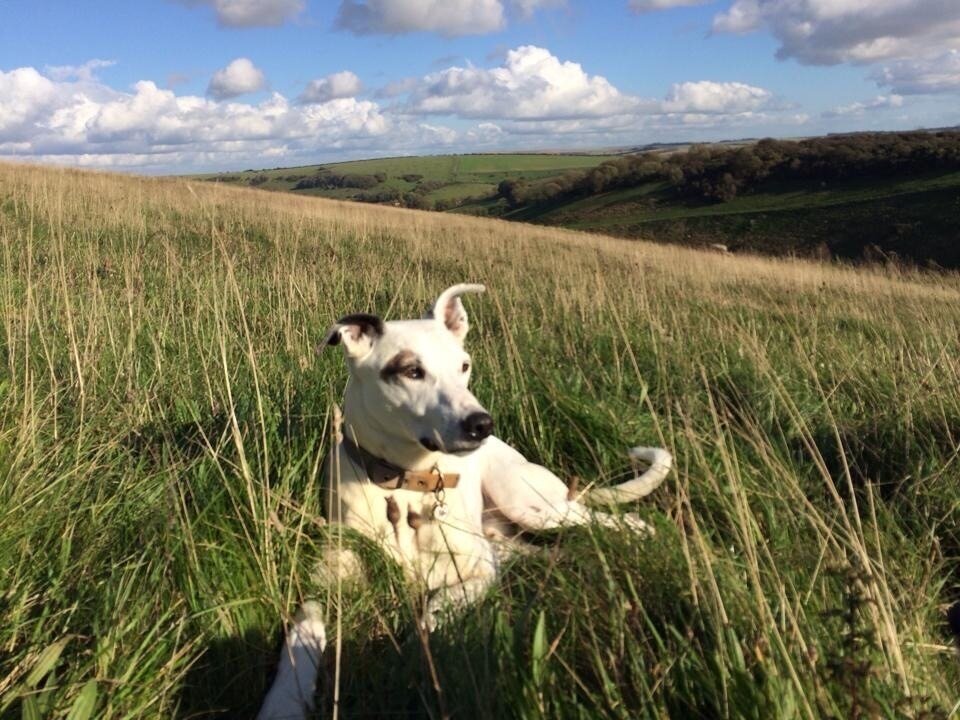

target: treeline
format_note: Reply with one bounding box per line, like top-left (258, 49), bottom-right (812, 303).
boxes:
top-left (294, 169), bottom-right (388, 190)
top-left (499, 131), bottom-right (960, 206)
top-left (352, 186), bottom-right (470, 211)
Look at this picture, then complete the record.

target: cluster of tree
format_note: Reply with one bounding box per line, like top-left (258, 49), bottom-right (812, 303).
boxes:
top-left (293, 170), bottom-right (387, 191)
top-left (400, 173), bottom-right (424, 183)
top-left (499, 131), bottom-right (960, 206)
top-left (412, 179), bottom-right (443, 193)
top-left (353, 187), bottom-right (453, 210)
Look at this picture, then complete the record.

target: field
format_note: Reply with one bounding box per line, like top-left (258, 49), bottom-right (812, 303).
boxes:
top-left (194, 146), bottom-right (960, 267)
top-left (2, 162), bottom-right (960, 718)
top-left (193, 153), bottom-right (618, 206)
top-left (499, 170), bottom-right (960, 265)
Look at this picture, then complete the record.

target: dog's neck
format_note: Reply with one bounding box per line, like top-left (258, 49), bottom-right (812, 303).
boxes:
top-left (341, 394), bottom-right (441, 472)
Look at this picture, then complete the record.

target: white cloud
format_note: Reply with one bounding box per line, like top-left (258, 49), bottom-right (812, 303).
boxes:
top-left (405, 45), bottom-right (642, 119)
top-left (0, 52), bottom-right (799, 173)
top-left (395, 48), bottom-right (796, 143)
top-left (712, 0), bottom-right (960, 77)
top-left (822, 94), bottom-right (904, 117)
top-left (511, 0), bottom-right (565, 18)
top-left (334, 0), bottom-right (562, 36)
top-left (402, 51), bottom-right (779, 127)
top-left (629, 0), bottom-right (711, 13)
top-left (45, 59), bottom-right (115, 82)
top-left (0, 67), bottom-right (59, 139)
top-left (299, 71), bottom-right (363, 104)
top-left (0, 64), bottom-right (411, 171)
top-left (178, 0), bottom-right (304, 28)
top-left (375, 76), bottom-right (419, 98)
top-left (662, 81), bottom-right (775, 114)
top-left (336, 0), bottom-right (505, 35)
top-left (207, 58), bottom-right (267, 99)
top-left (874, 50), bottom-right (960, 94)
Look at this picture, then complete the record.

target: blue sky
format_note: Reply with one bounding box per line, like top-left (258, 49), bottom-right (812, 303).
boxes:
top-left (1, 0), bottom-right (957, 172)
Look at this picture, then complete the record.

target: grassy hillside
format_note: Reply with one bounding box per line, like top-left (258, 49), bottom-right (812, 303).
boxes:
top-left (2, 162), bottom-right (960, 718)
top-left (496, 170), bottom-right (960, 266)
top-left (193, 139), bottom-right (960, 267)
top-left (194, 153), bottom-right (618, 207)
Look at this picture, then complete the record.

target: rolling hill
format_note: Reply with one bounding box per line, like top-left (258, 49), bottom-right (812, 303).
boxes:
top-left (192, 152), bottom-right (620, 208)
top-left (3, 161), bottom-right (959, 718)
top-left (194, 132), bottom-right (960, 268)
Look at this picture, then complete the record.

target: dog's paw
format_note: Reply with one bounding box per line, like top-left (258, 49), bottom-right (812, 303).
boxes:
top-left (419, 609), bottom-right (440, 634)
top-left (293, 601), bottom-right (327, 653)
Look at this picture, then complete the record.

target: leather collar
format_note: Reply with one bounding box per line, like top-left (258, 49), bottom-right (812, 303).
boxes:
top-left (341, 435), bottom-right (460, 492)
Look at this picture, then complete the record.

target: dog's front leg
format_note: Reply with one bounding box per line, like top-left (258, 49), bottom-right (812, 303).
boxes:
top-left (481, 438), bottom-right (653, 534)
top-left (257, 601), bottom-right (327, 720)
top-left (423, 575), bottom-right (495, 632)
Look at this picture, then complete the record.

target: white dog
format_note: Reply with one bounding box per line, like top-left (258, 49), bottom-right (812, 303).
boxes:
top-left (257, 284), bottom-right (672, 719)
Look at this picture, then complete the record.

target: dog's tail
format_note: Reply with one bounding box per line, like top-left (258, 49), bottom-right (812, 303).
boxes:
top-left (577, 447), bottom-right (673, 506)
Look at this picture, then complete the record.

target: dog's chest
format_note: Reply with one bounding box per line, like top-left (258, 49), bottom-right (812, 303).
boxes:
top-left (331, 453), bottom-right (493, 589)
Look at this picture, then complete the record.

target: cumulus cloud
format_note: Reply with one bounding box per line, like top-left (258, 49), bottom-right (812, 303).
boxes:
top-left (336, 0), bottom-right (505, 35)
top-left (45, 59), bottom-right (115, 82)
top-left (822, 94), bottom-right (904, 118)
top-left (178, 0), bottom-right (304, 28)
top-left (375, 77), bottom-right (419, 99)
top-left (0, 63), bottom-right (428, 172)
top-left (629, 0), bottom-right (711, 13)
top-left (404, 45), bottom-right (642, 119)
top-left (299, 71), bottom-right (363, 104)
top-left (0, 50), bottom-right (797, 173)
top-left (662, 80), bottom-right (775, 114)
top-left (874, 50), bottom-right (960, 94)
top-left (0, 67), bottom-right (60, 140)
top-left (712, 0), bottom-right (960, 76)
top-left (334, 0), bottom-right (561, 36)
top-left (401, 50), bottom-right (780, 128)
top-left (511, 0), bottom-right (565, 19)
top-left (207, 58), bottom-right (267, 99)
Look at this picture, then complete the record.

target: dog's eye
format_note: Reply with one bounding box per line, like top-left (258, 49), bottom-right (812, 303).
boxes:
top-left (461, 362), bottom-right (470, 374)
top-left (403, 366), bottom-right (425, 380)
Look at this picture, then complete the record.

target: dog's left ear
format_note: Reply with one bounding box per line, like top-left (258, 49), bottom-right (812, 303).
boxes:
top-left (427, 284), bottom-right (485, 343)
top-left (324, 313), bottom-right (384, 359)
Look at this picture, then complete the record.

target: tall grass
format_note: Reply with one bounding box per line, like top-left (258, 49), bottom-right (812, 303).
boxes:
top-left (1, 162), bottom-right (958, 718)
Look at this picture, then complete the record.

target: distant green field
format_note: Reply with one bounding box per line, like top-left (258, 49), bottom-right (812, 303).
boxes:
top-left (484, 169), bottom-right (960, 266)
top-left (193, 153), bottom-right (618, 207)
top-left (191, 148), bottom-right (960, 266)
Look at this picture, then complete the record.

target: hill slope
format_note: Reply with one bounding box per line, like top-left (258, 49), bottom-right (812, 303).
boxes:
top-left (493, 170), bottom-right (960, 266)
top-left (195, 133), bottom-right (960, 267)
top-left (2, 162), bottom-right (959, 718)
top-left (193, 152), bottom-right (618, 208)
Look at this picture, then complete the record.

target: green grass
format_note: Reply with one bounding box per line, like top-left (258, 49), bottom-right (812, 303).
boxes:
top-left (191, 151), bottom-right (960, 264)
top-left (524, 171), bottom-right (960, 225)
top-left (499, 170), bottom-right (960, 264)
top-left (191, 153), bottom-right (619, 207)
top-left (2, 162), bottom-right (960, 718)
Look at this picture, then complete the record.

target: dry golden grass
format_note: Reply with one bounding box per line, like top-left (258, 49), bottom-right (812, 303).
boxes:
top-left (1, 161), bottom-right (959, 718)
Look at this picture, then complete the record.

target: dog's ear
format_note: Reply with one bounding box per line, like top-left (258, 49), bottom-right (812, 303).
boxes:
top-left (324, 313), bottom-right (384, 359)
top-left (427, 284), bottom-right (485, 343)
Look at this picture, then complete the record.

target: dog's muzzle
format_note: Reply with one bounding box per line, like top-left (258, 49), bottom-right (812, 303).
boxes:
top-left (418, 411), bottom-right (494, 454)
top-left (461, 412), bottom-right (494, 442)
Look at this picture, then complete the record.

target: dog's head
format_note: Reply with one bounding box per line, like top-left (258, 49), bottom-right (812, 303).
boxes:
top-left (326, 284), bottom-right (493, 455)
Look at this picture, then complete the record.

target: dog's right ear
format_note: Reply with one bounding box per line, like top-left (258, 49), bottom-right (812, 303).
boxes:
top-left (324, 313), bottom-right (384, 359)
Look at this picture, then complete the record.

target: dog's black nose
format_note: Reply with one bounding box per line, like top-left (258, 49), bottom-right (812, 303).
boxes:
top-left (461, 412), bottom-right (494, 441)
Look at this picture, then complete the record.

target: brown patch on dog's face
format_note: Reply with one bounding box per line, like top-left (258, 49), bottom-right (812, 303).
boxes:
top-left (380, 350), bottom-right (419, 382)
